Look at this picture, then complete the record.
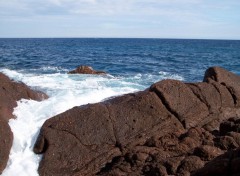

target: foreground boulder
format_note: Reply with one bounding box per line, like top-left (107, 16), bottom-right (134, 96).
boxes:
top-left (34, 67), bottom-right (240, 176)
top-left (68, 65), bottom-right (106, 74)
top-left (0, 73), bottom-right (48, 174)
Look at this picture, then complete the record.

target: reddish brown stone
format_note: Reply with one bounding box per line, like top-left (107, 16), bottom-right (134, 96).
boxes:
top-left (150, 79), bottom-right (209, 129)
top-left (68, 65), bottom-right (106, 74)
top-left (33, 67), bottom-right (240, 176)
top-left (177, 156), bottom-right (204, 174)
top-left (194, 145), bottom-right (224, 161)
top-left (204, 67), bottom-right (240, 106)
top-left (0, 119), bottom-right (13, 174)
top-left (0, 73), bottom-right (48, 121)
top-left (192, 148), bottom-right (240, 176)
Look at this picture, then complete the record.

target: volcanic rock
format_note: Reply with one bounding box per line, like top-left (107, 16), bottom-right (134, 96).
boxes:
top-left (68, 65), bottom-right (106, 74)
top-left (204, 67), bottom-right (240, 106)
top-left (0, 72), bottom-right (48, 174)
top-left (192, 148), bottom-right (240, 176)
top-left (0, 119), bottom-right (12, 174)
top-left (34, 67), bottom-right (240, 176)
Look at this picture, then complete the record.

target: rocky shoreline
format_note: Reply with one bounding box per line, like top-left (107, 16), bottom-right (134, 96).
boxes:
top-left (34, 67), bottom-right (240, 176)
top-left (1, 67), bottom-right (240, 175)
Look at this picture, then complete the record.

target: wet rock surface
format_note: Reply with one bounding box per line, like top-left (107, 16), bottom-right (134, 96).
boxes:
top-left (34, 67), bottom-right (240, 176)
top-left (68, 65), bottom-right (106, 75)
top-left (0, 72), bottom-right (48, 174)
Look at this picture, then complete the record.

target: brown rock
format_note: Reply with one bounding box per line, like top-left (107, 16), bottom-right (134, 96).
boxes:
top-left (188, 82), bottom-right (234, 114)
top-left (192, 148), bottom-right (240, 176)
top-left (34, 91), bottom-right (184, 175)
top-left (34, 67), bottom-right (240, 176)
top-left (0, 72), bottom-right (48, 174)
top-left (228, 132), bottom-right (240, 146)
top-left (204, 66), bottom-right (240, 106)
top-left (165, 156), bottom-right (185, 175)
top-left (150, 79), bottom-right (209, 129)
top-left (68, 65), bottom-right (106, 74)
top-left (215, 136), bottom-right (239, 150)
top-left (0, 119), bottom-right (13, 174)
top-left (0, 73), bottom-right (48, 121)
top-left (177, 156), bottom-right (204, 174)
top-left (194, 145), bottom-right (224, 161)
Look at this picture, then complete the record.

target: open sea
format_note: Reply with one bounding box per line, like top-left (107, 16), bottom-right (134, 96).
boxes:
top-left (0, 38), bottom-right (240, 176)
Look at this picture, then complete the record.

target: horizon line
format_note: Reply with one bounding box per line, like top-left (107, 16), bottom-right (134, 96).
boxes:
top-left (0, 37), bottom-right (240, 41)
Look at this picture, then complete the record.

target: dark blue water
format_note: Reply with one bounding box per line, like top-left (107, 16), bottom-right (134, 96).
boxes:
top-left (0, 38), bottom-right (240, 82)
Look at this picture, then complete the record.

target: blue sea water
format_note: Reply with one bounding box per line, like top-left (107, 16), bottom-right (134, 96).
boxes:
top-left (0, 38), bottom-right (240, 176)
top-left (1, 38), bottom-right (240, 83)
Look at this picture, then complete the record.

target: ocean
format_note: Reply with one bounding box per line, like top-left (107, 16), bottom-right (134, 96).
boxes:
top-left (0, 38), bottom-right (240, 176)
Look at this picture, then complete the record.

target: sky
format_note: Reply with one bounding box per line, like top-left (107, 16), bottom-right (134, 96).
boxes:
top-left (0, 0), bottom-right (239, 39)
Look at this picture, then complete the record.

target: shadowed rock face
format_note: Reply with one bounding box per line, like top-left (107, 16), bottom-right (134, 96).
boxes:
top-left (68, 65), bottom-right (106, 75)
top-left (34, 67), bottom-right (240, 176)
top-left (0, 72), bottom-right (48, 174)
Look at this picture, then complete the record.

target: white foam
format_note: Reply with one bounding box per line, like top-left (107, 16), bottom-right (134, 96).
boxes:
top-left (159, 71), bottom-right (184, 81)
top-left (40, 66), bottom-right (68, 72)
top-left (0, 68), bottom-right (184, 176)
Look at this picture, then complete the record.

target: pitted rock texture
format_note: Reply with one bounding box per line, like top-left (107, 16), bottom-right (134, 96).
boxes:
top-left (0, 72), bottom-right (48, 174)
top-left (34, 67), bottom-right (240, 176)
top-left (68, 65), bottom-right (106, 74)
top-left (192, 119), bottom-right (240, 176)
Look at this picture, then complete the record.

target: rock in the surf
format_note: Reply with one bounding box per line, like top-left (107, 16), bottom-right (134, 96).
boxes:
top-left (0, 72), bottom-right (48, 174)
top-left (34, 67), bottom-right (240, 176)
top-left (68, 65), bottom-right (106, 75)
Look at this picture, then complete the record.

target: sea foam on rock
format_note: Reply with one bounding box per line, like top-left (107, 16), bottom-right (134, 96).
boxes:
top-left (0, 73), bottom-right (48, 174)
top-left (34, 67), bottom-right (240, 176)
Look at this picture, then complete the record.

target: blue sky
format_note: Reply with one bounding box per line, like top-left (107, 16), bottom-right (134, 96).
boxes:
top-left (0, 0), bottom-right (239, 39)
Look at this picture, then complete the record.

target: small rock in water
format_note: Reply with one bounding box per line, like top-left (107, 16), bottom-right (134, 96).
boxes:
top-left (68, 65), bottom-right (106, 74)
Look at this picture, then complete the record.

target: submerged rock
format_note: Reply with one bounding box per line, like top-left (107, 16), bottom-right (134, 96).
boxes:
top-left (0, 72), bottom-right (48, 174)
top-left (34, 67), bottom-right (240, 176)
top-left (68, 65), bottom-right (106, 75)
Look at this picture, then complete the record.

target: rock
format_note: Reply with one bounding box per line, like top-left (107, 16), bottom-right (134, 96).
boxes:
top-left (215, 136), bottom-right (239, 150)
top-left (164, 156), bottom-right (185, 175)
top-left (0, 119), bottom-right (13, 174)
top-left (177, 156), bottom-right (204, 174)
top-left (194, 145), bottom-right (224, 161)
top-left (204, 67), bottom-right (240, 106)
top-left (34, 91), bottom-right (184, 175)
top-left (220, 118), bottom-right (240, 135)
top-left (228, 132), bottom-right (240, 146)
top-left (220, 120), bottom-right (236, 136)
top-left (192, 148), bottom-right (240, 176)
top-left (68, 65), bottom-right (106, 74)
top-left (150, 80), bottom-right (209, 129)
top-left (0, 72), bottom-right (48, 174)
top-left (34, 67), bottom-right (240, 176)
top-left (0, 73), bottom-right (48, 121)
